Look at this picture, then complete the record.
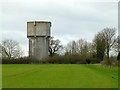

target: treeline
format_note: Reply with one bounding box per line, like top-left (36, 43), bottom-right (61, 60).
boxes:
top-left (1, 27), bottom-right (120, 66)
top-left (47, 27), bottom-right (119, 66)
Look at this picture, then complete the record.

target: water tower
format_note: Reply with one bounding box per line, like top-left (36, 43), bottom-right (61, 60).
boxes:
top-left (27, 21), bottom-right (51, 60)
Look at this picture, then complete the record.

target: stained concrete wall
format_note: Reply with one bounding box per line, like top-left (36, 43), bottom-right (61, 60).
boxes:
top-left (27, 21), bottom-right (51, 60)
top-left (27, 21), bottom-right (51, 37)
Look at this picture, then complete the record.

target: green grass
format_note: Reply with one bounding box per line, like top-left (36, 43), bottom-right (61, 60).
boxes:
top-left (2, 64), bottom-right (118, 88)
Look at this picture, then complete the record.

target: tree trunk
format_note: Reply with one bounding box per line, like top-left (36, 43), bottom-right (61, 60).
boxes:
top-left (117, 51), bottom-right (120, 61)
top-left (107, 50), bottom-right (109, 60)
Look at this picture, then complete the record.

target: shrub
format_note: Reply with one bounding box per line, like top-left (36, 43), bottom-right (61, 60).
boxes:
top-left (2, 55), bottom-right (104, 64)
top-left (100, 57), bottom-right (118, 67)
top-left (44, 54), bottom-right (87, 64)
top-left (2, 57), bottom-right (40, 64)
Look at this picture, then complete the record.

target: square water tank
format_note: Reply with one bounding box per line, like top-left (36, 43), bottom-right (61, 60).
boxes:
top-left (27, 21), bottom-right (51, 37)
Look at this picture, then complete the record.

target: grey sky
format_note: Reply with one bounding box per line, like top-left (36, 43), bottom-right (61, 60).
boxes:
top-left (0, 0), bottom-right (118, 56)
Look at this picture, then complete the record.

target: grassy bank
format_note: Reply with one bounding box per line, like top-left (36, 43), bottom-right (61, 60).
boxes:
top-left (2, 64), bottom-right (118, 88)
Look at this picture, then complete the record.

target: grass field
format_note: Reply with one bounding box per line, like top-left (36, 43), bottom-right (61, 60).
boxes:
top-left (2, 64), bottom-right (118, 88)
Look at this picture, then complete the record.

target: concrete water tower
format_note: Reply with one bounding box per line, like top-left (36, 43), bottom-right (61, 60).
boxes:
top-left (27, 21), bottom-right (51, 60)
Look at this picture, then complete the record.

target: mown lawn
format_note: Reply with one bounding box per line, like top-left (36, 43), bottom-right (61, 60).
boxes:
top-left (2, 64), bottom-right (118, 88)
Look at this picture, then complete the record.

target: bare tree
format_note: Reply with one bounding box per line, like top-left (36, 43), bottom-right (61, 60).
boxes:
top-left (93, 32), bottom-right (106, 61)
top-left (65, 40), bottom-right (78, 55)
top-left (76, 39), bottom-right (88, 56)
top-left (49, 37), bottom-right (63, 57)
top-left (93, 28), bottom-right (116, 61)
top-left (1, 39), bottom-right (23, 59)
top-left (65, 39), bottom-right (90, 57)
top-left (102, 28), bottom-right (116, 59)
top-left (113, 36), bottom-right (120, 60)
top-left (85, 42), bottom-right (96, 58)
top-left (113, 36), bottom-right (120, 53)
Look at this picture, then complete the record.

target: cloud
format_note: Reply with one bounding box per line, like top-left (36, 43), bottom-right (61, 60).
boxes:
top-left (0, 0), bottom-right (118, 56)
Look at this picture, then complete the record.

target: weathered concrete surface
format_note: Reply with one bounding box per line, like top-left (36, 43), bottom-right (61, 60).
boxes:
top-left (27, 21), bottom-right (51, 61)
top-left (27, 21), bottom-right (51, 37)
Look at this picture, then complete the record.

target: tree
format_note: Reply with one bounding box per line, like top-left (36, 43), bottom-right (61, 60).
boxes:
top-left (113, 36), bottom-right (120, 52)
top-left (117, 36), bottom-right (120, 61)
top-left (113, 36), bottom-right (120, 61)
top-left (102, 28), bottom-right (116, 59)
top-left (85, 42), bottom-right (96, 59)
top-left (93, 28), bottom-right (116, 61)
top-left (93, 32), bottom-right (106, 61)
top-left (65, 39), bottom-right (90, 58)
top-left (65, 40), bottom-right (78, 55)
top-left (117, 52), bottom-right (120, 61)
top-left (76, 39), bottom-right (88, 56)
top-left (1, 39), bottom-right (23, 59)
top-left (49, 37), bottom-right (63, 57)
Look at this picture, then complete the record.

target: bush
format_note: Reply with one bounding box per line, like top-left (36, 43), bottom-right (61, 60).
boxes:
top-left (44, 54), bottom-right (87, 64)
top-left (100, 57), bottom-right (118, 67)
top-left (2, 55), bottom-right (105, 64)
top-left (44, 54), bottom-right (103, 64)
top-left (2, 57), bottom-right (40, 64)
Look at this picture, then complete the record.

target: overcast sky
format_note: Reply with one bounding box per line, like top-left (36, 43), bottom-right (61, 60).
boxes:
top-left (0, 0), bottom-right (118, 56)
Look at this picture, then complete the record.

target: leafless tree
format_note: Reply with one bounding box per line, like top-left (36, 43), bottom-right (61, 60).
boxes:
top-left (85, 42), bottom-right (96, 58)
top-left (1, 39), bottom-right (23, 59)
top-left (93, 28), bottom-right (116, 61)
top-left (113, 36), bottom-right (120, 53)
top-left (49, 37), bottom-right (63, 57)
top-left (65, 40), bottom-right (78, 55)
top-left (93, 32), bottom-right (106, 61)
top-left (113, 36), bottom-right (120, 60)
top-left (76, 39), bottom-right (88, 56)
top-left (102, 28), bottom-right (116, 59)
top-left (65, 39), bottom-right (90, 57)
